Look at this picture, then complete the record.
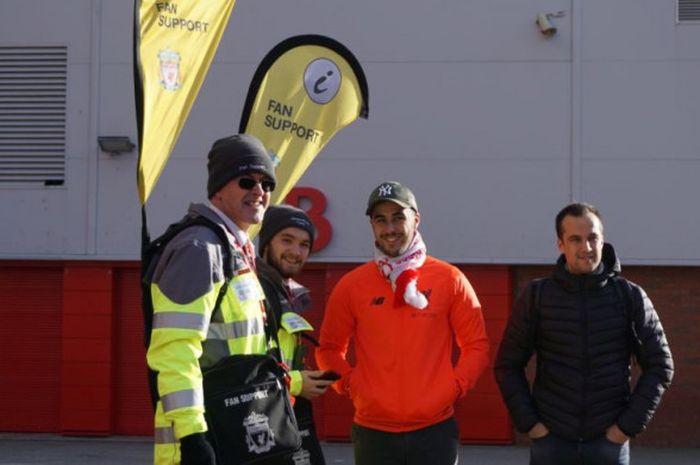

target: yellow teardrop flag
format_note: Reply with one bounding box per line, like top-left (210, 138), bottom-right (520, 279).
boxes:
top-left (134, 0), bottom-right (236, 205)
top-left (239, 35), bottom-right (369, 237)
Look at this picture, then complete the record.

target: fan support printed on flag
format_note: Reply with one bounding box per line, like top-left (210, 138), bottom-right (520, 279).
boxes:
top-left (239, 35), bottom-right (369, 226)
top-left (134, 0), bottom-right (236, 206)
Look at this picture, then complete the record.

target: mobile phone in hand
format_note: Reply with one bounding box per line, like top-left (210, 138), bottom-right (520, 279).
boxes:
top-left (316, 371), bottom-right (341, 381)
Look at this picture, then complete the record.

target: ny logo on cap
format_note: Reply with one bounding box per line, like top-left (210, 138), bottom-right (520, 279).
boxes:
top-left (378, 184), bottom-right (393, 196)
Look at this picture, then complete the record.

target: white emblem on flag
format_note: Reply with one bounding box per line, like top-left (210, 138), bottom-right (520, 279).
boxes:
top-left (244, 411), bottom-right (276, 454)
top-left (158, 48), bottom-right (181, 91)
top-left (304, 58), bottom-right (341, 104)
top-left (378, 184), bottom-right (393, 196)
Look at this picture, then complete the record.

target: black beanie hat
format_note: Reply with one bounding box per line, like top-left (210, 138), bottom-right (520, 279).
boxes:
top-left (258, 204), bottom-right (317, 256)
top-left (207, 134), bottom-right (276, 198)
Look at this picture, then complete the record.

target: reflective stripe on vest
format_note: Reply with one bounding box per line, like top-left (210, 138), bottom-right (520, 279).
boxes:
top-left (207, 318), bottom-right (263, 340)
top-left (154, 426), bottom-right (176, 444)
top-left (161, 388), bottom-right (203, 413)
top-left (217, 272), bottom-right (268, 355)
top-left (153, 311), bottom-right (208, 332)
top-left (198, 271), bottom-right (268, 369)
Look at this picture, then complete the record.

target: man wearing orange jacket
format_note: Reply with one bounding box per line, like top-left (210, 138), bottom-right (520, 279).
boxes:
top-left (317, 181), bottom-right (490, 465)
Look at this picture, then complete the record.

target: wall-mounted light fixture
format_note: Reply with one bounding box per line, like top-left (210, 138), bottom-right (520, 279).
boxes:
top-left (536, 11), bottom-right (567, 38)
top-left (97, 136), bottom-right (135, 155)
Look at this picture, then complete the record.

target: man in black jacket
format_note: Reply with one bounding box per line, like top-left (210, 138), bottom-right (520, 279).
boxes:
top-left (257, 204), bottom-right (333, 465)
top-left (495, 203), bottom-right (673, 465)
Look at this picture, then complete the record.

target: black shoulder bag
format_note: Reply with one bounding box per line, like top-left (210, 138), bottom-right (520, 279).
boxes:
top-left (202, 286), bottom-right (302, 464)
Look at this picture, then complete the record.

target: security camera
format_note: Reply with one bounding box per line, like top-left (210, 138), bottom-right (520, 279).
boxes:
top-left (536, 13), bottom-right (557, 37)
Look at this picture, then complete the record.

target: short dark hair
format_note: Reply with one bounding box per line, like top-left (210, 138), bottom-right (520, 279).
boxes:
top-left (555, 203), bottom-right (602, 239)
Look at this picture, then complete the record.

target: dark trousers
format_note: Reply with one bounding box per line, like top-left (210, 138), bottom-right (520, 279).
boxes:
top-left (287, 398), bottom-right (326, 465)
top-left (351, 417), bottom-right (459, 465)
top-left (530, 433), bottom-right (630, 465)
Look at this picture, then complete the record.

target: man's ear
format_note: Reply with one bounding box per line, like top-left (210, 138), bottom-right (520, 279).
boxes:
top-left (556, 238), bottom-right (564, 254)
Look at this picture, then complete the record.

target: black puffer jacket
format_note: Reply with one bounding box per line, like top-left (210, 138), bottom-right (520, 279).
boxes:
top-left (495, 243), bottom-right (673, 441)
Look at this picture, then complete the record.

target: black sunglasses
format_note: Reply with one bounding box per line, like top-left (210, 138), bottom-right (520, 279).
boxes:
top-left (238, 177), bottom-right (276, 193)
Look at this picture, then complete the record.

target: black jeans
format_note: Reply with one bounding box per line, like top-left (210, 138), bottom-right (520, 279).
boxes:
top-left (351, 417), bottom-right (459, 465)
top-left (530, 433), bottom-right (630, 465)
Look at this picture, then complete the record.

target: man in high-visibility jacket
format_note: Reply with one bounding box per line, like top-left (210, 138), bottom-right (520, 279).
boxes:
top-left (257, 204), bottom-right (334, 465)
top-left (146, 134), bottom-right (277, 465)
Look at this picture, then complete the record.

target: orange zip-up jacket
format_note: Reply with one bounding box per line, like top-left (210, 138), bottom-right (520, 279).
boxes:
top-left (316, 256), bottom-right (490, 432)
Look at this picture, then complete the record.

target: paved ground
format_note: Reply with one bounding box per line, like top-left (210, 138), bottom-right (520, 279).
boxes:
top-left (0, 433), bottom-right (698, 464)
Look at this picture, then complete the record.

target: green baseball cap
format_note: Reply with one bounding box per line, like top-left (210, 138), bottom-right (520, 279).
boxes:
top-left (366, 181), bottom-right (418, 216)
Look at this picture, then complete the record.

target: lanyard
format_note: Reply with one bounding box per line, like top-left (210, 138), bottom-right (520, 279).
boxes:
top-left (219, 222), bottom-right (256, 272)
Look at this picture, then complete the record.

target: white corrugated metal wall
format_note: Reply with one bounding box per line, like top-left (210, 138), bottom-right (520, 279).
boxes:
top-left (0, 0), bottom-right (698, 265)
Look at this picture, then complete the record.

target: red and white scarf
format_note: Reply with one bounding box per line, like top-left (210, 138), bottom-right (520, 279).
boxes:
top-left (374, 231), bottom-right (428, 309)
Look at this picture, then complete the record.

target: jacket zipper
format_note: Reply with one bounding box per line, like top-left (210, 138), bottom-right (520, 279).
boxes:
top-left (580, 285), bottom-right (589, 438)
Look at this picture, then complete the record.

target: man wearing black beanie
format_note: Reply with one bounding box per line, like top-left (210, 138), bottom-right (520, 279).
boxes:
top-left (145, 134), bottom-right (279, 465)
top-left (257, 205), bottom-right (333, 465)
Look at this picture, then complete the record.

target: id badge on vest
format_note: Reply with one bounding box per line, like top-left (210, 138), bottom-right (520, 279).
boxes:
top-left (232, 271), bottom-right (263, 303)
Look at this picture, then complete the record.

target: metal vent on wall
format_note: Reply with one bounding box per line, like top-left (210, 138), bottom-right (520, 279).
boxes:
top-left (679, 0), bottom-right (700, 22)
top-left (0, 46), bottom-right (67, 186)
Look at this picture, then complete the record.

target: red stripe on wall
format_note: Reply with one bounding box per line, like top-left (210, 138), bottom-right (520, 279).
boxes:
top-left (113, 266), bottom-right (153, 435)
top-left (0, 265), bottom-right (62, 432)
top-left (0, 261), bottom-right (512, 444)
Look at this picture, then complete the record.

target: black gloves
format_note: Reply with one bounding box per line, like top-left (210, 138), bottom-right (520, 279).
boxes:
top-left (180, 432), bottom-right (216, 465)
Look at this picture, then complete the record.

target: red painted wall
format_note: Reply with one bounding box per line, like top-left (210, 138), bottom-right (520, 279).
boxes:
top-left (0, 260), bottom-right (511, 443)
top-left (113, 267), bottom-right (153, 435)
top-left (5, 260), bottom-right (697, 446)
top-left (0, 263), bottom-right (62, 432)
top-left (455, 265), bottom-right (512, 443)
